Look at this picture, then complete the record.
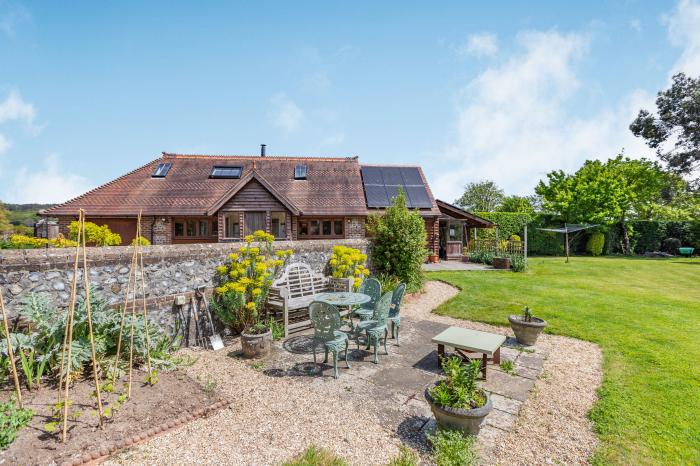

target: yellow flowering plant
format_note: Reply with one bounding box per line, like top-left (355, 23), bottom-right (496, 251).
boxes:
top-left (211, 230), bottom-right (293, 333)
top-left (328, 245), bottom-right (370, 290)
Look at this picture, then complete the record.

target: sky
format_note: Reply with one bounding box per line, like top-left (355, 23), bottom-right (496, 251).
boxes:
top-left (1, 0), bottom-right (700, 204)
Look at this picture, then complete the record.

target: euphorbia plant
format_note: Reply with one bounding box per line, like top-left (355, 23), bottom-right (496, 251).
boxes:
top-left (429, 356), bottom-right (486, 410)
top-left (328, 245), bottom-right (370, 290)
top-left (213, 230), bottom-right (292, 333)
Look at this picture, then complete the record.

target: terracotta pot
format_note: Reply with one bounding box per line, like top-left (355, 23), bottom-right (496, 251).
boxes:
top-left (425, 384), bottom-right (492, 435)
top-left (492, 257), bottom-right (511, 269)
top-left (461, 255), bottom-right (470, 263)
top-left (508, 315), bottom-right (547, 346)
top-left (241, 329), bottom-right (272, 358)
top-left (428, 254), bottom-right (440, 263)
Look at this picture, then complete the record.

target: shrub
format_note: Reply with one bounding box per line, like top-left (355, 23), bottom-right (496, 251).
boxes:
top-left (662, 237), bottom-right (681, 254)
top-left (9, 234), bottom-right (47, 249)
top-left (427, 428), bottom-right (478, 466)
top-left (68, 221), bottom-right (122, 246)
top-left (212, 230), bottom-right (292, 332)
top-left (509, 234), bottom-right (521, 242)
top-left (367, 190), bottom-right (427, 293)
top-left (282, 445), bottom-right (348, 466)
top-left (328, 246), bottom-right (370, 290)
top-left (467, 250), bottom-right (494, 265)
top-left (475, 212), bottom-right (531, 240)
top-left (0, 399), bottom-right (33, 449)
top-left (387, 446), bottom-right (419, 466)
top-left (131, 236), bottom-right (151, 246)
top-left (429, 356), bottom-right (485, 410)
top-left (376, 273), bottom-right (401, 294)
top-left (586, 231), bottom-right (605, 256)
top-left (509, 254), bottom-right (528, 272)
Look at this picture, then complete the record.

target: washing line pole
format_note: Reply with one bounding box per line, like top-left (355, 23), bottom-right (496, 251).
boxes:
top-left (565, 223), bottom-right (570, 263)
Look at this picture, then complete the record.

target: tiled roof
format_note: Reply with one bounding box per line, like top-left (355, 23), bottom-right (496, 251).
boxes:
top-left (44, 153), bottom-right (371, 217)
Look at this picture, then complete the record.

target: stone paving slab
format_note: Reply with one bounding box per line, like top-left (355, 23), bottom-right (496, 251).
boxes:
top-left (264, 315), bottom-right (546, 458)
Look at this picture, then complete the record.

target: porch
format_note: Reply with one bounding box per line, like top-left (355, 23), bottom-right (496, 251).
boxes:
top-left (436, 200), bottom-right (495, 261)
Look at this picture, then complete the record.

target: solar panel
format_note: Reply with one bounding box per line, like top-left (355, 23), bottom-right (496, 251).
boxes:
top-left (361, 166), bottom-right (433, 209)
top-left (364, 184), bottom-right (390, 207)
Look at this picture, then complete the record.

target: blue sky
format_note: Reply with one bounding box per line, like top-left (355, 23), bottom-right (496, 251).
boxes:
top-left (1, 0), bottom-right (699, 204)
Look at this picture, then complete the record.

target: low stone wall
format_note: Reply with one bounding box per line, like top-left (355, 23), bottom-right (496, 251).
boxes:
top-left (0, 239), bottom-right (371, 333)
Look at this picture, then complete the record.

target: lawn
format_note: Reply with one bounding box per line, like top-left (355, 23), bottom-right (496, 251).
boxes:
top-left (428, 256), bottom-right (700, 465)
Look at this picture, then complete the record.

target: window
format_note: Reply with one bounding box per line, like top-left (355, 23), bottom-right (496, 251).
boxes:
top-left (244, 212), bottom-right (266, 235)
top-left (298, 218), bottom-right (345, 239)
top-left (294, 164), bottom-right (307, 180)
top-left (187, 220), bottom-right (196, 237)
top-left (271, 212), bottom-right (286, 239)
top-left (210, 166), bottom-right (242, 179)
top-left (224, 213), bottom-right (240, 239)
top-left (448, 221), bottom-right (463, 242)
top-left (198, 221), bottom-right (208, 237)
top-left (152, 162), bottom-right (172, 178)
top-left (174, 222), bottom-right (184, 237)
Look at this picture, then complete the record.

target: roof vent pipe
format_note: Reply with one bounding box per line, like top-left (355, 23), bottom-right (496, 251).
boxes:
top-left (260, 144), bottom-right (266, 157)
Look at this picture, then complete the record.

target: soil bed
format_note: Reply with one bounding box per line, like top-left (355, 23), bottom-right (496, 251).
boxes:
top-left (0, 369), bottom-right (216, 465)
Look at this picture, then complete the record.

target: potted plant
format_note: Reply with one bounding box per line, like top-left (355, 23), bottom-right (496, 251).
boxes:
top-left (425, 356), bottom-right (492, 435)
top-left (508, 306), bottom-right (547, 346)
top-left (428, 253), bottom-right (440, 263)
top-left (212, 231), bottom-right (292, 358)
top-left (461, 247), bottom-right (470, 263)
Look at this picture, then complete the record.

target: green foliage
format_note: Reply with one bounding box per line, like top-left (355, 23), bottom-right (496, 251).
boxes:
top-left (8, 234), bottom-right (78, 249)
top-left (131, 236), bottom-right (151, 246)
top-left (0, 202), bottom-right (14, 235)
top-left (267, 318), bottom-right (285, 341)
top-left (429, 257), bottom-right (700, 464)
top-left (497, 195), bottom-right (536, 213)
top-left (467, 250), bottom-right (493, 265)
top-left (367, 190), bottom-right (427, 293)
top-left (455, 180), bottom-right (504, 212)
top-left (509, 254), bottom-right (527, 272)
top-left (586, 231), bottom-right (605, 256)
top-left (282, 444), bottom-right (348, 466)
top-left (0, 399), bottom-right (34, 449)
top-left (475, 212), bottom-right (531, 241)
top-left (429, 356), bottom-right (485, 410)
top-left (386, 446), bottom-right (418, 466)
top-left (213, 231), bottom-right (292, 332)
top-left (499, 360), bottom-right (515, 375)
top-left (376, 273), bottom-right (400, 294)
top-left (630, 72), bottom-right (700, 175)
top-left (662, 237), bottom-right (681, 253)
top-left (68, 221), bottom-right (122, 246)
top-left (427, 428), bottom-right (478, 466)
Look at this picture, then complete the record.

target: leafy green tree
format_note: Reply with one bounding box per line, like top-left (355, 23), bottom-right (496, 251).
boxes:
top-left (367, 190), bottom-right (427, 292)
top-left (536, 156), bottom-right (673, 254)
top-left (630, 73), bottom-right (700, 176)
top-left (455, 180), bottom-right (504, 212)
top-left (497, 195), bottom-right (536, 213)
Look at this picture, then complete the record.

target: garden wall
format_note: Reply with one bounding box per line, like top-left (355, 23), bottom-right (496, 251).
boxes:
top-left (0, 238), bottom-right (372, 333)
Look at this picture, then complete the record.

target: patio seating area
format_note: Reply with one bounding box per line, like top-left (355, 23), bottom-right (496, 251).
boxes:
top-left (109, 281), bottom-right (601, 465)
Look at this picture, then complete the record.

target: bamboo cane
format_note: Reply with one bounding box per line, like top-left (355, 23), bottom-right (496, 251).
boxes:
top-left (136, 212), bottom-right (153, 384)
top-left (80, 210), bottom-right (104, 427)
top-left (61, 210), bottom-right (83, 442)
top-left (0, 288), bottom-right (23, 408)
top-left (126, 214), bottom-right (141, 398)
top-left (111, 243), bottom-right (137, 382)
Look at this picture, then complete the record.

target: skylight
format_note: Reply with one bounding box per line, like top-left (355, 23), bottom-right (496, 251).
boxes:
top-left (294, 164), bottom-right (307, 180)
top-left (152, 162), bottom-right (172, 178)
top-left (210, 166), bottom-right (243, 179)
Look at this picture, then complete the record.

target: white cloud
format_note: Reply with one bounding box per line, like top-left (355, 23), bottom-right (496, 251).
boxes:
top-left (5, 154), bottom-right (92, 203)
top-left (431, 30), bottom-right (654, 201)
top-left (270, 93), bottom-right (304, 133)
top-left (0, 134), bottom-right (9, 154)
top-left (458, 33), bottom-right (499, 58)
top-left (664, 0), bottom-right (700, 76)
top-left (0, 2), bottom-right (30, 39)
top-left (0, 90), bottom-right (35, 125)
top-left (629, 19), bottom-right (642, 32)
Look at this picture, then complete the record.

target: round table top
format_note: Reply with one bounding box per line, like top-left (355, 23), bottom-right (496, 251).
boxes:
top-left (313, 291), bottom-right (371, 306)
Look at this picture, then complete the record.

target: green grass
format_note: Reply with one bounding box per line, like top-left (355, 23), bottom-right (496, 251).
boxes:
top-left (429, 256), bottom-right (700, 465)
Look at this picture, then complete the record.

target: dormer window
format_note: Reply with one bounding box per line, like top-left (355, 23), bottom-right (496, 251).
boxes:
top-left (294, 164), bottom-right (307, 180)
top-left (152, 162), bottom-right (172, 178)
top-left (210, 166), bottom-right (242, 179)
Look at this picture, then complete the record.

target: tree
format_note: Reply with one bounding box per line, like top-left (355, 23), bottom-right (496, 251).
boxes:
top-left (366, 190), bottom-right (427, 292)
top-left (536, 156), bottom-right (674, 254)
top-left (497, 195), bottom-right (536, 213)
top-left (455, 180), bottom-right (504, 212)
top-left (0, 202), bottom-right (13, 237)
top-left (630, 73), bottom-right (700, 176)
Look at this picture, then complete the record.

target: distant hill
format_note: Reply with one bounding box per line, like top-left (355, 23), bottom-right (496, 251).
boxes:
top-left (4, 203), bottom-right (55, 226)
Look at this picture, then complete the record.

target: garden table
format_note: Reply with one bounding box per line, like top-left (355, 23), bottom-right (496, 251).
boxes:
top-left (432, 327), bottom-right (506, 380)
top-left (314, 292), bottom-right (371, 330)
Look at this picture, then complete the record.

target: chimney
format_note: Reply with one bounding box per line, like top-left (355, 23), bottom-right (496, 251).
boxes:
top-left (260, 144), bottom-right (266, 157)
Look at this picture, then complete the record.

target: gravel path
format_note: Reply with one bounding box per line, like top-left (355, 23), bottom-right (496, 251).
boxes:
top-left (108, 280), bottom-right (602, 465)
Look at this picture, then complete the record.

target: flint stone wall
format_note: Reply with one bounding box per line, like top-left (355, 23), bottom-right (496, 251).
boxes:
top-left (0, 239), bottom-right (371, 333)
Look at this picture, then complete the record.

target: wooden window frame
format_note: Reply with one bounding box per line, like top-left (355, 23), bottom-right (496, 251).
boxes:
top-left (270, 211), bottom-right (287, 239)
top-left (172, 217), bottom-right (219, 240)
top-left (297, 217), bottom-right (345, 239)
top-left (223, 212), bottom-right (242, 240)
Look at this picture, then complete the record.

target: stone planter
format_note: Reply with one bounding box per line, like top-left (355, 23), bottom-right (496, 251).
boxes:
top-left (241, 329), bottom-right (272, 358)
top-left (428, 254), bottom-right (440, 263)
top-left (461, 255), bottom-right (470, 263)
top-left (508, 315), bottom-right (547, 346)
top-left (425, 383), bottom-right (492, 435)
top-left (492, 257), bottom-right (511, 269)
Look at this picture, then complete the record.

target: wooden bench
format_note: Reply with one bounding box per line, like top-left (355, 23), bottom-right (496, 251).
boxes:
top-left (267, 262), bottom-right (331, 336)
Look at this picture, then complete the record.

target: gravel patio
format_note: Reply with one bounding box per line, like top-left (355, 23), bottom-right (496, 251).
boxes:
top-left (107, 281), bottom-right (602, 465)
